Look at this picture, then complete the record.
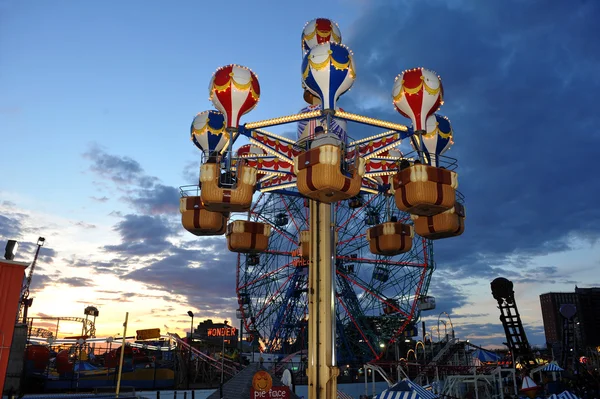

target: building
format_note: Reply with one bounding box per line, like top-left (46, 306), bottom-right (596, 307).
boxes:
top-left (574, 287), bottom-right (600, 348)
top-left (539, 287), bottom-right (600, 349)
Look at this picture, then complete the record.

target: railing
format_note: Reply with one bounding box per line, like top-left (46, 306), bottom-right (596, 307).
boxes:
top-left (169, 334), bottom-right (241, 377)
top-left (414, 338), bottom-right (458, 385)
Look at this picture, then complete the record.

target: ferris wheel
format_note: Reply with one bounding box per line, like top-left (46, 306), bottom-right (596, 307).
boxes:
top-left (237, 188), bottom-right (436, 362)
top-left (180, 17), bottom-right (465, 371)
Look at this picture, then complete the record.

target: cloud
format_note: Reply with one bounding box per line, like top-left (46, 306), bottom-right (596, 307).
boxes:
top-left (126, 184), bottom-right (179, 216)
top-left (104, 214), bottom-right (177, 256)
top-left (84, 145), bottom-right (155, 186)
top-left (0, 213), bottom-right (26, 239)
top-left (84, 146), bottom-right (179, 217)
top-left (90, 196), bottom-right (109, 203)
top-left (342, 0), bottom-right (600, 280)
top-left (123, 238), bottom-right (239, 319)
top-left (57, 277), bottom-right (94, 287)
top-left (29, 274), bottom-right (53, 293)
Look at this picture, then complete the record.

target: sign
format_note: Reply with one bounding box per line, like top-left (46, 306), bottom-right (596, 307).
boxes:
top-left (207, 327), bottom-right (237, 337)
top-left (251, 387), bottom-right (289, 399)
top-left (252, 370), bottom-right (272, 392)
top-left (136, 328), bottom-right (161, 340)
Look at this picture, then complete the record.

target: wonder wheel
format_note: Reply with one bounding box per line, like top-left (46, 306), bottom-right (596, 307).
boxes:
top-left (236, 188), bottom-right (435, 363)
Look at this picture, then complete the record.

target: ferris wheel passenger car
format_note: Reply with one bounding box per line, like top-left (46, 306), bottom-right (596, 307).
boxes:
top-left (294, 142), bottom-right (365, 203)
top-left (366, 222), bottom-right (414, 256)
top-left (180, 196), bottom-right (228, 236)
top-left (412, 202), bottom-right (465, 240)
top-left (392, 163), bottom-right (458, 216)
top-left (226, 220), bottom-right (271, 253)
top-left (199, 160), bottom-right (257, 212)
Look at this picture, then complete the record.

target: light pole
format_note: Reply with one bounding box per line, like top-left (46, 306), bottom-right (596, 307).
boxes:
top-left (187, 311), bottom-right (194, 390)
top-left (187, 311), bottom-right (194, 340)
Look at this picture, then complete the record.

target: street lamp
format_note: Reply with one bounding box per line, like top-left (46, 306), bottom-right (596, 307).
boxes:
top-left (4, 239), bottom-right (18, 260)
top-left (187, 311), bottom-right (194, 340)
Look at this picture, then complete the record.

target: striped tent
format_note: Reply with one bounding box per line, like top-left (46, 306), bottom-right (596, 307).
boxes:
top-left (542, 362), bottom-right (564, 372)
top-left (374, 379), bottom-right (437, 399)
top-left (558, 391), bottom-right (580, 399)
top-left (337, 390), bottom-right (354, 399)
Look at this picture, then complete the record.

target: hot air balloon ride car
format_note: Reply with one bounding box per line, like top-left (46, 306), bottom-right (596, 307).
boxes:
top-left (295, 142), bottom-right (365, 203)
top-left (366, 222), bottom-right (413, 256)
top-left (411, 202), bottom-right (465, 240)
top-left (299, 230), bottom-right (310, 260)
top-left (200, 65), bottom-right (261, 212)
top-left (392, 162), bottom-right (458, 216)
top-left (180, 196), bottom-right (228, 236)
top-left (226, 220), bottom-right (271, 253)
top-left (298, 229), bottom-right (338, 260)
top-left (199, 159), bottom-right (258, 212)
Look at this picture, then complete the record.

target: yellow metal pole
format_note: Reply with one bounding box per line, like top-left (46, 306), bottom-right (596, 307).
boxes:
top-left (308, 200), bottom-right (339, 399)
top-left (115, 312), bottom-right (129, 397)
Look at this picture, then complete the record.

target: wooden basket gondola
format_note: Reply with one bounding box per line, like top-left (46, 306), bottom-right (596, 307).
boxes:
top-left (298, 229), bottom-right (338, 260)
top-left (412, 203), bottom-right (465, 240)
top-left (392, 164), bottom-right (458, 216)
top-left (200, 162), bottom-right (257, 212)
top-left (180, 196), bottom-right (227, 236)
top-left (295, 144), bottom-right (365, 203)
top-left (366, 222), bottom-right (413, 256)
top-left (226, 220), bottom-right (271, 253)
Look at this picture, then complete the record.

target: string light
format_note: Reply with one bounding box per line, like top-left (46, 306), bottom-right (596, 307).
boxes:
top-left (249, 139), bottom-right (293, 164)
top-left (349, 130), bottom-right (398, 145)
top-left (259, 183), bottom-right (297, 193)
top-left (335, 111), bottom-right (408, 131)
top-left (253, 129), bottom-right (296, 145)
top-left (245, 110), bottom-right (322, 129)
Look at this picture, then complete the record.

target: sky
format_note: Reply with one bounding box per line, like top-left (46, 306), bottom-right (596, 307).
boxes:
top-left (1, 0), bottom-right (599, 349)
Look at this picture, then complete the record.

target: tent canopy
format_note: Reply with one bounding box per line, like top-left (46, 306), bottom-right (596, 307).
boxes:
top-left (374, 379), bottom-right (437, 399)
top-left (471, 349), bottom-right (501, 363)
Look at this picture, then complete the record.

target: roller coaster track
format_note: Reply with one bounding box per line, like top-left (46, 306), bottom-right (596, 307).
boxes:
top-left (27, 316), bottom-right (96, 338)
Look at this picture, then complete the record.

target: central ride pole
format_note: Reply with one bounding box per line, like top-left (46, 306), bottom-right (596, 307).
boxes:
top-left (308, 200), bottom-right (339, 399)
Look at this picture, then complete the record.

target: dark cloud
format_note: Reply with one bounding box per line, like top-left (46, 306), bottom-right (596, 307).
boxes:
top-left (57, 277), bottom-right (94, 287)
top-left (342, 0), bottom-right (600, 280)
top-left (29, 274), bottom-right (52, 293)
top-left (126, 184), bottom-right (179, 215)
top-left (11, 241), bottom-right (56, 264)
top-left (0, 213), bottom-right (26, 239)
top-left (104, 214), bottom-right (176, 256)
top-left (84, 145), bottom-right (155, 186)
top-left (85, 146), bottom-right (179, 217)
top-left (123, 238), bottom-right (239, 319)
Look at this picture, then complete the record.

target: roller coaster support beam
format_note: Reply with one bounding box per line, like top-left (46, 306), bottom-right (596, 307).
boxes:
top-left (307, 200), bottom-right (339, 399)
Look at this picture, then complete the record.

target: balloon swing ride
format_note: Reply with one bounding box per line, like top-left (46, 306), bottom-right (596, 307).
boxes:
top-left (179, 18), bottom-right (465, 398)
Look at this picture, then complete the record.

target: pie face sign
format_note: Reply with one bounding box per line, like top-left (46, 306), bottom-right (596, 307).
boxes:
top-left (252, 370), bottom-right (273, 392)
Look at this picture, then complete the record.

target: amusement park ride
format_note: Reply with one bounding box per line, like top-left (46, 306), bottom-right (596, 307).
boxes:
top-left (179, 18), bottom-right (465, 398)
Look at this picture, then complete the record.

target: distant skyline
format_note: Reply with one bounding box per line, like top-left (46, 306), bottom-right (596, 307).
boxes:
top-left (1, 0), bottom-right (599, 349)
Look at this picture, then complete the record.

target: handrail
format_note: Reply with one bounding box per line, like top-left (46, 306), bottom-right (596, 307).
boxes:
top-left (169, 334), bottom-right (240, 377)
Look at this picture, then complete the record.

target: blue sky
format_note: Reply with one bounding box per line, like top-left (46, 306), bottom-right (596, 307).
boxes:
top-left (1, 0), bottom-right (599, 348)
